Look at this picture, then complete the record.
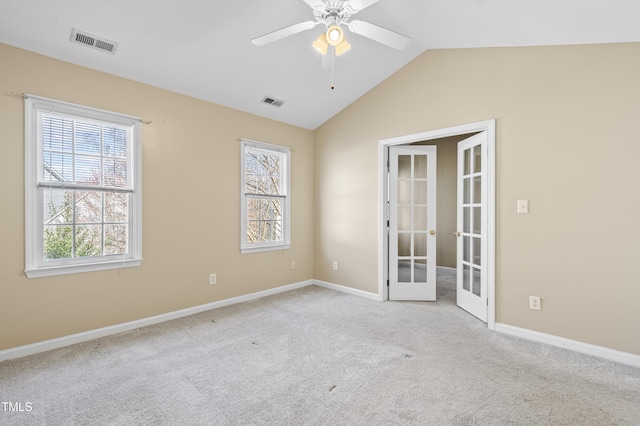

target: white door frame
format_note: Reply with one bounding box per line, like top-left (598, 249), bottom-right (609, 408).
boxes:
top-left (378, 119), bottom-right (496, 330)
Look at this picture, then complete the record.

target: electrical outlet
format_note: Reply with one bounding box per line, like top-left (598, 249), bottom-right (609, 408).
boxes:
top-left (291, 261), bottom-right (296, 270)
top-left (332, 261), bottom-right (338, 271)
top-left (529, 296), bottom-right (541, 311)
top-left (209, 273), bottom-right (217, 285)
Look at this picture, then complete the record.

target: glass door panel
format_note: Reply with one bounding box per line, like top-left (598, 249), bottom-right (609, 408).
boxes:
top-left (389, 146), bottom-right (437, 301)
top-left (457, 133), bottom-right (488, 321)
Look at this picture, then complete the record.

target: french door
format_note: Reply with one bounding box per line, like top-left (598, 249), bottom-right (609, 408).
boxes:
top-left (456, 132), bottom-right (488, 321)
top-left (389, 145), bottom-right (437, 301)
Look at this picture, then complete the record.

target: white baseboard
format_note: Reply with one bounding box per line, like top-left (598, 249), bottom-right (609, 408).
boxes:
top-left (496, 323), bottom-right (640, 369)
top-left (313, 279), bottom-right (382, 301)
top-left (0, 280), bottom-right (314, 362)
top-left (9, 283), bottom-right (637, 369)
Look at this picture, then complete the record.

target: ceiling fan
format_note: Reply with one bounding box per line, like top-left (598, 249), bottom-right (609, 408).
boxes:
top-left (251, 0), bottom-right (411, 56)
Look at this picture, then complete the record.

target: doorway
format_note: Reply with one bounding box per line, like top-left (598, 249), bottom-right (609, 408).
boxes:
top-left (378, 120), bottom-right (496, 329)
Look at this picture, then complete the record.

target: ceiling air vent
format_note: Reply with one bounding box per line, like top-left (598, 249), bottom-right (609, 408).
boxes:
top-left (261, 96), bottom-right (285, 108)
top-left (70, 29), bottom-right (118, 55)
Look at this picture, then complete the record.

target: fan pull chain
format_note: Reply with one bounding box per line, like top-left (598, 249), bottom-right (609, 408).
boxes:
top-left (330, 48), bottom-right (335, 90)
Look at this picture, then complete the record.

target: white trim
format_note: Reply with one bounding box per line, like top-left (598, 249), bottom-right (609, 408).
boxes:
top-left (496, 323), bottom-right (640, 369)
top-left (0, 280), bottom-right (313, 362)
top-left (24, 95), bottom-right (143, 278)
top-left (25, 259), bottom-right (142, 278)
top-left (240, 139), bottom-right (291, 254)
top-left (24, 93), bottom-right (141, 124)
top-left (313, 279), bottom-right (383, 301)
top-left (378, 120), bottom-right (496, 329)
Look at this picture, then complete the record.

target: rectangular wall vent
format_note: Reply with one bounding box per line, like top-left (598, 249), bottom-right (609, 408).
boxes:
top-left (261, 96), bottom-right (285, 108)
top-left (70, 29), bottom-right (118, 55)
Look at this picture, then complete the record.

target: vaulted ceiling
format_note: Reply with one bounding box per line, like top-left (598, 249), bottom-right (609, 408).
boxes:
top-left (1, 0), bottom-right (639, 129)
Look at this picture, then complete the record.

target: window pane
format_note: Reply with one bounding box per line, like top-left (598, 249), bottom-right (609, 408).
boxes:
top-left (473, 207), bottom-right (482, 234)
top-left (247, 220), bottom-right (260, 243)
top-left (105, 192), bottom-right (128, 223)
top-left (414, 233), bottom-right (427, 257)
top-left (265, 199), bottom-right (283, 221)
top-left (76, 225), bottom-right (102, 257)
top-left (463, 236), bottom-right (470, 262)
top-left (44, 189), bottom-right (73, 224)
top-left (474, 147), bottom-right (482, 173)
top-left (245, 175), bottom-right (257, 194)
top-left (414, 206), bottom-right (428, 231)
top-left (472, 267), bottom-right (481, 296)
top-left (43, 152), bottom-right (73, 183)
top-left (105, 224), bottom-right (128, 255)
top-left (414, 155), bottom-right (427, 179)
top-left (398, 232), bottom-right (411, 257)
top-left (245, 149), bottom-right (283, 196)
top-left (75, 155), bottom-right (101, 185)
top-left (464, 148), bottom-right (471, 175)
top-left (44, 225), bottom-right (73, 259)
top-left (398, 260), bottom-right (410, 283)
top-left (398, 181), bottom-right (411, 205)
top-left (463, 207), bottom-right (470, 233)
top-left (75, 122), bottom-right (101, 155)
top-left (398, 206), bottom-right (411, 231)
top-left (414, 259), bottom-right (427, 283)
top-left (473, 237), bottom-right (482, 267)
top-left (43, 116), bottom-right (73, 153)
top-left (398, 155), bottom-right (411, 179)
top-left (463, 177), bottom-right (470, 204)
top-left (463, 264), bottom-right (471, 291)
top-left (473, 176), bottom-right (482, 204)
top-left (414, 180), bottom-right (427, 205)
top-left (103, 127), bottom-right (128, 157)
top-left (103, 158), bottom-right (128, 187)
top-left (76, 191), bottom-right (102, 224)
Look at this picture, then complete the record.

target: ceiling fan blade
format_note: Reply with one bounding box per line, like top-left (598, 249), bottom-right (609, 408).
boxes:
top-left (347, 0), bottom-right (381, 12)
top-left (252, 21), bottom-right (318, 46)
top-left (347, 20), bottom-right (411, 50)
top-left (302, 0), bottom-right (325, 8)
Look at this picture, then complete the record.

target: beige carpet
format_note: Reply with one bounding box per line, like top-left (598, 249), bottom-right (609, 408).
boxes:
top-left (1, 268), bottom-right (639, 425)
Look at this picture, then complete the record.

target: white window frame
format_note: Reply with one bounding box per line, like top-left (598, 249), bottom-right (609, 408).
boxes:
top-left (24, 95), bottom-right (142, 278)
top-left (240, 139), bottom-right (290, 254)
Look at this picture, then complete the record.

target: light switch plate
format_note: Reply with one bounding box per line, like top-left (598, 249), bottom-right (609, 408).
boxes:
top-left (517, 200), bottom-right (529, 214)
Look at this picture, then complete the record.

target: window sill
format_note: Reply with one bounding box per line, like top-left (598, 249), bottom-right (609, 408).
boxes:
top-left (241, 244), bottom-right (290, 255)
top-left (25, 258), bottom-right (143, 278)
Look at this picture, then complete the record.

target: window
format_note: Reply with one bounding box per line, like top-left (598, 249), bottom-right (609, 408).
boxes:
top-left (24, 95), bottom-right (142, 278)
top-left (241, 139), bottom-right (290, 253)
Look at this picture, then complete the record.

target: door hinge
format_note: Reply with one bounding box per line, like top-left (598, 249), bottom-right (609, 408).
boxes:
top-left (387, 279), bottom-right (390, 287)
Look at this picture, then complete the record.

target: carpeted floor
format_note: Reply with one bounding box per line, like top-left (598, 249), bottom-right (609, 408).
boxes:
top-left (1, 267), bottom-right (639, 425)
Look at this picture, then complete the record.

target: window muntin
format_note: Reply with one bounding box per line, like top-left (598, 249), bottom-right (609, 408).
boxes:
top-left (241, 139), bottom-right (290, 253)
top-left (25, 95), bottom-right (142, 277)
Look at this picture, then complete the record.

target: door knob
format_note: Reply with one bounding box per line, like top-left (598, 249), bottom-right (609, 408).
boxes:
top-left (454, 232), bottom-right (461, 237)
top-left (430, 230), bottom-right (436, 235)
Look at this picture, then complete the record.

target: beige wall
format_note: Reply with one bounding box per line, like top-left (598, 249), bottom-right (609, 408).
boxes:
top-left (314, 43), bottom-right (640, 356)
top-left (0, 43), bottom-right (314, 351)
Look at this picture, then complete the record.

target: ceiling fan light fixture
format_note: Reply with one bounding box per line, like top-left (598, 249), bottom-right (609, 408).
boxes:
top-left (335, 39), bottom-right (351, 56)
top-left (312, 33), bottom-right (329, 55)
top-left (326, 25), bottom-right (344, 46)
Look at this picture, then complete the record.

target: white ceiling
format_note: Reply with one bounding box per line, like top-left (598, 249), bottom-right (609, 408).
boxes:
top-left (1, 0), bottom-right (639, 130)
